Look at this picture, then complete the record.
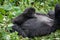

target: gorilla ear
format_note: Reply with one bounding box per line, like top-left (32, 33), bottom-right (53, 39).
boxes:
top-left (23, 7), bottom-right (35, 14)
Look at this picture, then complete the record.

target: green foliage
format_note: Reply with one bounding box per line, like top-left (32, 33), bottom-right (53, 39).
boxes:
top-left (0, 0), bottom-right (60, 40)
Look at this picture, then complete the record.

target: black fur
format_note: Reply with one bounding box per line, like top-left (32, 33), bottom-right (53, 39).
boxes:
top-left (48, 10), bottom-right (55, 19)
top-left (54, 4), bottom-right (60, 29)
top-left (12, 7), bottom-right (36, 25)
top-left (21, 14), bottom-right (54, 38)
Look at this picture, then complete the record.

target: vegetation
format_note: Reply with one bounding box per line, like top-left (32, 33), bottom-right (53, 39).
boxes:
top-left (0, 0), bottom-right (60, 40)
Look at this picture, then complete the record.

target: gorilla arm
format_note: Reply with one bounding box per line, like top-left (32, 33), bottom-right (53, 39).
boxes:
top-left (11, 24), bottom-right (27, 37)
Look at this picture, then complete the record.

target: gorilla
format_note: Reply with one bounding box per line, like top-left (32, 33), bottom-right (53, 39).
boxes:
top-left (11, 4), bottom-right (60, 38)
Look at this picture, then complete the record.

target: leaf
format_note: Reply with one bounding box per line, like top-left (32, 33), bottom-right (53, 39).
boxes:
top-left (0, 8), bottom-right (6, 15)
top-left (13, 7), bottom-right (20, 11)
top-left (3, 4), bottom-right (12, 11)
top-left (0, 14), bottom-right (3, 22)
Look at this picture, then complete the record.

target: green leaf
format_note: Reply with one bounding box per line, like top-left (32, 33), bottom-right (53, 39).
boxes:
top-left (0, 14), bottom-right (3, 22)
top-left (0, 8), bottom-right (6, 15)
top-left (3, 4), bottom-right (12, 11)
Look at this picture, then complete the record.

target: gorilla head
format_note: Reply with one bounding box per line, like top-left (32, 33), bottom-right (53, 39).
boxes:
top-left (12, 7), bottom-right (36, 25)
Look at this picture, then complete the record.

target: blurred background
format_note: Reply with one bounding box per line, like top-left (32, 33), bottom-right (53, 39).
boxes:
top-left (0, 0), bottom-right (60, 40)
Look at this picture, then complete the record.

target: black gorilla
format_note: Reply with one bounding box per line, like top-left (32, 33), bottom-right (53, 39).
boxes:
top-left (11, 4), bottom-right (60, 38)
